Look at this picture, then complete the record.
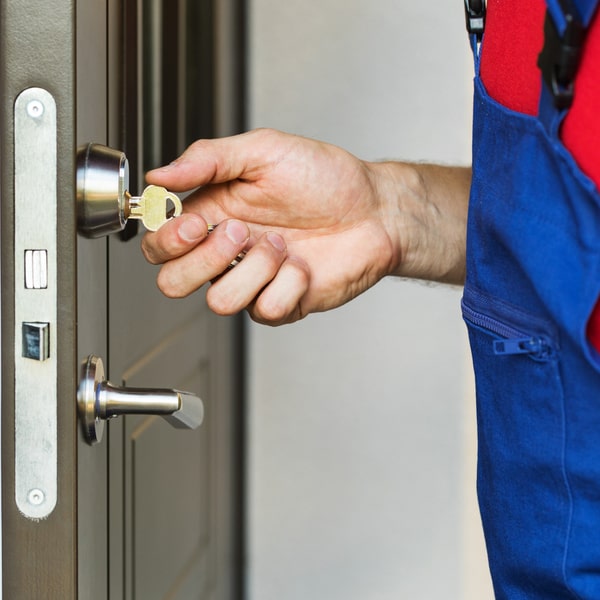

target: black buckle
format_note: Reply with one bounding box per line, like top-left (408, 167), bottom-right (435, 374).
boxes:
top-left (537, 9), bottom-right (586, 109)
top-left (464, 0), bottom-right (486, 39)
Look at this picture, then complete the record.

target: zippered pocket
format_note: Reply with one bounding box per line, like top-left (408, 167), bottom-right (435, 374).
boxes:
top-left (461, 284), bottom-right (570, 594)
top-left (461, 286), bottom-right (558, 362)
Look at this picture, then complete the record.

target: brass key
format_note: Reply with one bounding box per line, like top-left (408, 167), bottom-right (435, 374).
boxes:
top-left (126, 185), bottom-right (183, 231)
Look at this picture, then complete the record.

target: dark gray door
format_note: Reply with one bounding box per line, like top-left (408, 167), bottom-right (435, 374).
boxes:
top-left (1, 1), bottom-right (244, 598)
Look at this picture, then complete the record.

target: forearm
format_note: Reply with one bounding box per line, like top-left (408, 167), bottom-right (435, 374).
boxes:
top-left (369, 161), bottom-right (471, 285)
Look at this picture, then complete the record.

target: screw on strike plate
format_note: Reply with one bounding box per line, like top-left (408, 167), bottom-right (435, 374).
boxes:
top-left (26, 100), bottom-right (44, 119)
top-left (27, 488), bottom-right (45, 506)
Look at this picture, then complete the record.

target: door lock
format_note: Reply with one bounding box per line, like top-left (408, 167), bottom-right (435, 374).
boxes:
top-left (78, 355), bottom-right (204, 444)
top-left (76, 143), bottom-right (130, 238)
top-left (76, 143), bottom-right (182, 237)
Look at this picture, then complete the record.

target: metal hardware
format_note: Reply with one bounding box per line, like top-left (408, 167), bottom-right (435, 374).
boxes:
top-left (76, 144), bottom-right (183, 236)
top-left (22, 322), bottom-right (51, 361)
top-left (464, 0), bottom-right (486, 38)
top-left (24, 249), bottom-right (48, 289)
top-left (78, 355), bottom-right (205, 445)
top-left (26, 100), bottom-right (44, 119)
top-left (14, 87), bottom-right (58, 520)
top-left (538, 9), bottom-right (586, 109)
top-left (76, 142), bottom-right (130, 238)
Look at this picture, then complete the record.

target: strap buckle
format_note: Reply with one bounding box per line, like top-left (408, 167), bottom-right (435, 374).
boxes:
top-left (464, 0), bottom-right (486, 39)
top-left (537, 10), bottom-right (586, 109)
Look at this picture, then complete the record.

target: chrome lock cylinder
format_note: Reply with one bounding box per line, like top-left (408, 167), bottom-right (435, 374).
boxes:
top-left (76, 143), bottom-right (130, 238)
top-left (76, 142), bottom-right (182, 237)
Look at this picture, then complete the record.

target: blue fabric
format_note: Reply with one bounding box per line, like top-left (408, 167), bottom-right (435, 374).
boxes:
top-left (547, 0), bottom-right (599, 33)
top-left (463, 2), bottom-right (600, 596)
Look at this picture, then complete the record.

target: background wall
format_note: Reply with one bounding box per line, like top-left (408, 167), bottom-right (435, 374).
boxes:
top-left (246, 1), bottom-right (494, 598)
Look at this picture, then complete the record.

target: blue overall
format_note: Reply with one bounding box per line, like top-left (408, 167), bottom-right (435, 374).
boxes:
top-left (462, 1), bottom-right (600, 597)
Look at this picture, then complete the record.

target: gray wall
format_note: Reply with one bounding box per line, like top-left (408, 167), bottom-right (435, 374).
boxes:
top-left (246, 1), bottom-right (494, 598)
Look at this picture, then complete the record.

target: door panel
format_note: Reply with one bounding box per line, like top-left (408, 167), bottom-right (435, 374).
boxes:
top-left (2, 0), bottom-right (245, 597)
top-left (105, 0), bottom-right (244, 592)
top-left (118, 301), bottom-right (213, 598)
top-left (125, 355), bottom-right (211, 598)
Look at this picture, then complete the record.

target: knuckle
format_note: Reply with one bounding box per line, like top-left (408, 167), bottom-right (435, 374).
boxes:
top-left (206, 285), bottom-right (239, 316)
top-left (253, 126), bottom-right (276, 138)
top-left (252, 295), bottom-right (289, 324)
top-left (249, 127), bottom-right (281, 146)
top-left (157, 283), bottom-right (183, 299)
top-left (156, 270), bottom-right (189, 299)
top-left (286, 256), bottom-right (311, 286)
top-left (251, 238), bottom-right (286, 268)
top-left (188, 138), bottom-right (211, 153)
top-left (140, 235), bottom-right (161, 264)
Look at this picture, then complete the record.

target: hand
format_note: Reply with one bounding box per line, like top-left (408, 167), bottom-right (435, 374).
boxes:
top-left (141, 128), bottom-right (402, 325)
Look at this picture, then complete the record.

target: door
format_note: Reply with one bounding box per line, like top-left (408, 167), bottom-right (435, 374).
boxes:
top-left (1, 1), bottom-right (245, 598)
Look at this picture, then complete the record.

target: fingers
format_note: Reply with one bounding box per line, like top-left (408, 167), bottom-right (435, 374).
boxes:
top-left (152, 219), bottom-right (251, 298)
top-left (145, 128), bottom-right (282, 191)
top-left (207, 247), bottom-right (310, 324)
top-left (245, 257), bottom-right (310, 325)
top-left (146, 217), bottom-right (311, 324)
top-left (141, 213), bottom-right (210, 264)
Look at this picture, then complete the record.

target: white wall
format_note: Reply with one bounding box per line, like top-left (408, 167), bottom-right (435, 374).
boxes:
top-left (246, 2), bottom-right (494, 598)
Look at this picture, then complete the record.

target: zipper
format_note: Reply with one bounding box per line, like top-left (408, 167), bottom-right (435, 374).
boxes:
top-left (492, 337), bottom-right (551, 357)
top-left (462, 300), bottom-right (555, 360)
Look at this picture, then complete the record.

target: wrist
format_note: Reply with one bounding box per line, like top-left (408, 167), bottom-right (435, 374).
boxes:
top-left (367, 161), bottom-right (470, 285)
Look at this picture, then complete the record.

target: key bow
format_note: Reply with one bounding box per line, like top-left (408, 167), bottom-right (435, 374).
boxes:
top-left (128, 185), bottom-right (183, 231)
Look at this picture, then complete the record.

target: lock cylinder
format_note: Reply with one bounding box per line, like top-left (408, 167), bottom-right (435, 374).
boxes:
top-left (76, 143), bottom-right (130, 238)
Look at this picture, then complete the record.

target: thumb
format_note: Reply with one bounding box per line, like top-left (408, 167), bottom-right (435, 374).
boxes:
top-left (145, 128), bottom-right (284, 192)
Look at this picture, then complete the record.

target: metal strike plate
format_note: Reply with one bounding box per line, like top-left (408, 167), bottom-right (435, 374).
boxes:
top-left (14, 87), bottom-right (58, 520)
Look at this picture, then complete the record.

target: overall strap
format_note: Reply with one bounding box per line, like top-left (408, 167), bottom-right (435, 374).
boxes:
top-left (463, 1), bottom-right (599, 49)
top-left (463, 1), bottom-right (598, 126)
top-left (464, 0), bottom-right (486, 49)
top-left (538, 0), bottom-right (599, 112)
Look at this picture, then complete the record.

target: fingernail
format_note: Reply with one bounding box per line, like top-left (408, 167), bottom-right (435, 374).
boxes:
top-left (267, 232), bottom-right (286, 252)
top-left (225, 220), bottom-right (249, 245)
top-left (178, 217), bottom-right (206, 242)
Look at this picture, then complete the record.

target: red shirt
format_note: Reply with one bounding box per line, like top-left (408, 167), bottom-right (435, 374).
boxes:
top-left (479, 0), bottom-right (600, 350)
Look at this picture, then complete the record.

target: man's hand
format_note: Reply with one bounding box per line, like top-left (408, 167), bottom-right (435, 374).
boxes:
top-left (142, 128), bottom-right (470, 325)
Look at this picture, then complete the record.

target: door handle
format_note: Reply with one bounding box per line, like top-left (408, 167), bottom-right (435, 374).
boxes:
top-left (78, 355), bottom-right (204, 445)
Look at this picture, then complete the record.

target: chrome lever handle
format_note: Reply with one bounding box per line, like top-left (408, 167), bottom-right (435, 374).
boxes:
top-left (78, 355), bottom-right (204, 445)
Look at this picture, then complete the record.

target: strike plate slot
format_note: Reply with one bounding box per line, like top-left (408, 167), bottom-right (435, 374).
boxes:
top-left (14, 87), bottom-right (58, 520)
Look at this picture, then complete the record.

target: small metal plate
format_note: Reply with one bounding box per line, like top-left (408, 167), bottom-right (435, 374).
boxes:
top-left (14, 87), bottom-right (58, 520)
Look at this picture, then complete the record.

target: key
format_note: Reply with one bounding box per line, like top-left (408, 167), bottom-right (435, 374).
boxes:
top-left (126, 185), bottom-right (183, 231)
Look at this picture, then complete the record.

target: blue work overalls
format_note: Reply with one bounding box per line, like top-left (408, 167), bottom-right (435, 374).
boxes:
top-left (462, 1), bottom-right (600, 597)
